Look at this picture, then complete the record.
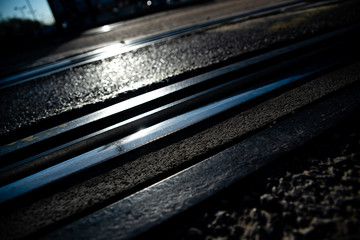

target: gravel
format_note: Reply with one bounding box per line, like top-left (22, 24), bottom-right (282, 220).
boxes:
top-left (138, 114), bottom-right (360, 240)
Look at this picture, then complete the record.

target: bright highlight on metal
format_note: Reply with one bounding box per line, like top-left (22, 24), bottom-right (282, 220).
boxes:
top-left (0, 21), bottom-right (359, 203)
top-left (0, 68), bottom-right (327, 203)
top-left (0, 23), bottom-right (352, 158)
top-left (0, 0), bottom-right (305, 89)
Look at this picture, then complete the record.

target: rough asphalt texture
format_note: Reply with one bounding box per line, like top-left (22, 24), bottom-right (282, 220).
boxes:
top-left (1, 61), bottom-right (359, 240)
top-left (138, 114), bottom-right (360, 240)
top-left (1, 0), bottom-right (359, 136)
top-left (0, 0), bottom-right (290, 74)
top-left (1, 1), bottom-right (360, 240)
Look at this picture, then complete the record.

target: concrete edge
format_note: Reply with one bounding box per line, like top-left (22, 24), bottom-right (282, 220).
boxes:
top-left (42, 80), bottom-right (360, 240)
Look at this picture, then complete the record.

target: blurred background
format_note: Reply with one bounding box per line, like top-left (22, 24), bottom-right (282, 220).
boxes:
top-left (0, 0), bottom-right (207, 47)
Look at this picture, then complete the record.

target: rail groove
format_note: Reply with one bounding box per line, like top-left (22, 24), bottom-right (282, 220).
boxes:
top-left (0, 0), bottom-right (334, 90)
top-left (0, 23), bottom-right (359, 203)
top-left (43, 81), bottom-right (360, 240)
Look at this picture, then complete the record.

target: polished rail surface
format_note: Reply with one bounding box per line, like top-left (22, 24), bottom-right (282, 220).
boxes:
top-left (0, 0), bottom-right (318, 90)
top-left (1, 24), bottom-right (356, 160)
top-left (44, 82), bottom-right (360, 240)
top-left (1, 22), bottom-right (359, 203)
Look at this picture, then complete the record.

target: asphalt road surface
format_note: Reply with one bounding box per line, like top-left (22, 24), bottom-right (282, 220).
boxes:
top-left (1, 0), bottom-right (360, 239)
top-left (1, 0), bottom-right (359, 136)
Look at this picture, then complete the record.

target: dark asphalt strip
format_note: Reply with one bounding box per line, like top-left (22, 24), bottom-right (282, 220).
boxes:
top-left (42, 80), bottom-right (360, 240)
top-left (1, 60), bottom-right (359, 240)
top-left (2, 32), bottom-right (360, 202)
top-left (0, 67), bottom-right (325, 204)
top-left (2, 0), bottom-right (359, 139)
top-left (0, 0), bottom-right (310, 90)
top-left (1, 23), bottom-right (358, 185)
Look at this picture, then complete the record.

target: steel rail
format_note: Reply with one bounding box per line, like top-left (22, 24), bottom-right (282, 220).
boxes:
top-left (1, 24), bottom-right (356, 162)
top-left (43, 81), bottom-right (360, 240)
top-left (0, 0), bottom-right (315, 90)
top-left (0, 23), bottom-right (359, 188)
top-left (0, 32), bottom-right (358, 203)
top-left (0, 70), bottom-right (319, 203)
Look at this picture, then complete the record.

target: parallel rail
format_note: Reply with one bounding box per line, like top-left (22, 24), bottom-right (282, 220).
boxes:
top-left (0, 0), bottom-right (334, 90)
top-left (44, 82), bottom-right (360, 240)
top-left (1, 23), bottom-right (360, 204)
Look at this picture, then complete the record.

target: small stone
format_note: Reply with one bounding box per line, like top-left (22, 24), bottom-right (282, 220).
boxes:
top-left (303, 179), bottom-right (318, 192)
top-left (249, 208), bottom-right (266, 225)
top-left (285, 171), bottom-right (293, 180)
top-left (333, 156), bottom-right (348, 165)
top-left (292, 173), bottom-right (307, 185)
top-left (279, 199), bottom-right (289, 209)
top-left (341, 171), bottom-right (356, 183)
top-left (212, 211), bottom-right (237, 226)
top-left (250, 208), bottom-right (261, 219)
top-left (260, 193), bottom-right (282, 212)
top-left (272, 186), bottom-right (284, 196)
top-left (327, 166), bottom-right (338, 178)
top-left (279, 178), bottom-right (291, 190)
top-left (298, 226), bottom-right (316, 237)
top-left (285, 188), bottom-right (301, 200)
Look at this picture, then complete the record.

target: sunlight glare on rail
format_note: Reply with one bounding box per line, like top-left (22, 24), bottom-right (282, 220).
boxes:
top-left (101, 25), bottom-right (111, 33)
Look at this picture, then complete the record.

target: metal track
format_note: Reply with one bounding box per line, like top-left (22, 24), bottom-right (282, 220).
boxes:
top-left (1, 24), bottom-right (352, 161)
top-left (43, 80), bottom-right (360, 240)
top-left (0, 23), bottom-right (359, 204)
top-left (0, 0), bottom-right (329, 90)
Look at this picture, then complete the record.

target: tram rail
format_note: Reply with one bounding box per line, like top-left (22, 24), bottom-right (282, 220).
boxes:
top-left (1, 23), bottom-right (360, 203)
top-left (0, 0), bottom-right (341, 90)
top-left (1, 2), bottom-right (360, 239)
